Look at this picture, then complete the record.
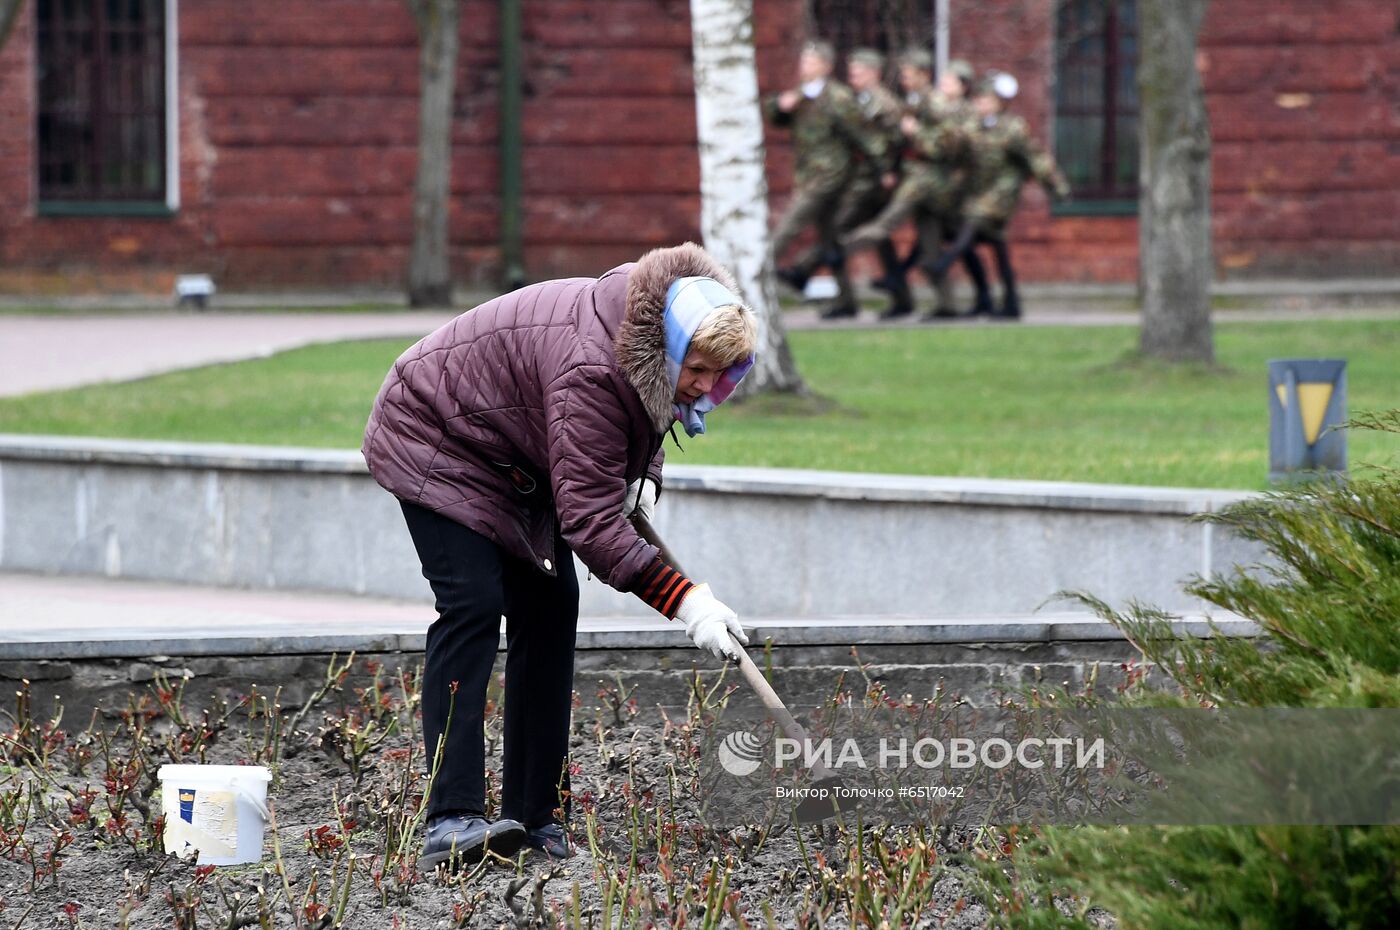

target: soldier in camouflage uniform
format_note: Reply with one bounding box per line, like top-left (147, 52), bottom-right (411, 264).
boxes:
top-left (840, 49), bottom-right (975, 320)
top-left (876, 57), bottom-right (997, 318)
top-left (827, 47), bottom-right (908, 319)
top-left (926, 71), bottom-right (1071, 320)
top-left (765, 40), bottom-right (874, 319)
top-left (935, 59), bottom-right (975, 114)
top-left (925, 59), bottom-right (996, 316)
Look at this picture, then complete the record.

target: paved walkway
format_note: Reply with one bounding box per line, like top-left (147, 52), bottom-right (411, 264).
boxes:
top-left (0, 311), bottom-right (458, 397)
top-left (3, 279), bottom-right (1399, 397)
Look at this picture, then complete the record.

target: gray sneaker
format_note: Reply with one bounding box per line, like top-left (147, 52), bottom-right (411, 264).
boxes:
top-left (420, 814), bottom-right (526, 869)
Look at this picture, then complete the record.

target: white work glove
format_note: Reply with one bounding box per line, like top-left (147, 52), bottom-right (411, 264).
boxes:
top-left (675, 584), bottom-right (749, 662)
top-left (622, 477), bottom-right (658, 522)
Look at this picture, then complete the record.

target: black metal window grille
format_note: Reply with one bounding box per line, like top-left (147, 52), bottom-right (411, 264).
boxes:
top-left (36, 0), bottom-right (168, 203)
top-left (1054, 0), bottom-right (1138, 201)
top-left (806, 0), bottom-right (934, 74)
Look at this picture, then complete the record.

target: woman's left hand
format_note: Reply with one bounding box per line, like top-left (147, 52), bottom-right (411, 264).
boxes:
top-left (623, 478), bottom-right (658, 522)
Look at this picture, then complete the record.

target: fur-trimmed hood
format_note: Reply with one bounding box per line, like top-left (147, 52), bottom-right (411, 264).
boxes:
top-left (615, 242), bottom-right (744, 432)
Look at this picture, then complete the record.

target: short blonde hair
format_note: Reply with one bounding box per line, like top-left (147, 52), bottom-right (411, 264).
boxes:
top-left (690, 304), bottom-right (758, 367)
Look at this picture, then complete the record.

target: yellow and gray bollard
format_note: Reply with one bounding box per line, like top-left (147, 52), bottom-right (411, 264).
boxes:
top-left (1269, 359), bottom-right (1346, 483)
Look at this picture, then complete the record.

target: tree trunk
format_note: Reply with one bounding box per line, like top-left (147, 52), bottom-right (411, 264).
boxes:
top-left (689, 0), bottom-right (806, 395)
top-left (406, 0), bottom-right (459, 308)
top-left (1138, 0), bottom-right (1214, 362)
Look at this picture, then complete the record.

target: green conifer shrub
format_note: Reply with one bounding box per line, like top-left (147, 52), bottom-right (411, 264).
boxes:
top-left (970, 411), bottom-right (1400, 930)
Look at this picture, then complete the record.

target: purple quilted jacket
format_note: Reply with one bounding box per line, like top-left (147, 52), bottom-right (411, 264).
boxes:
top-left (362, 242), bottom-right (740, 590)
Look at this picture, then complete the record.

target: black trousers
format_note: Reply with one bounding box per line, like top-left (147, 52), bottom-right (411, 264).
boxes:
top-left (399, 501), bottom-right (578, 827)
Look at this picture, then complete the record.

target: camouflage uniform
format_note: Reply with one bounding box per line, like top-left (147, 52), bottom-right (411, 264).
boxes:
top-left (927, 109), bottom-right (1070, 318)
top-left (830, 81), bottom-right (902, 242)
top-left (964, 112), bottom-right (1070, 238)
top-left (841, 88), bottom-right (974, 311)
top-left (765, 79), bottom-right (871, 309)
top-left (822, 80), bottom-right (906, 312)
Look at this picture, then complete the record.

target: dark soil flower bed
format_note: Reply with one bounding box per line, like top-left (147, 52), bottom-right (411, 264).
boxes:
top-left (0, 654), bottom-right (1007, 929)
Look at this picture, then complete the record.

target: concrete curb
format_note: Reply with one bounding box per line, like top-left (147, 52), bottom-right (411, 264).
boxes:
top-left (0, 612), bottom-right (1257, 660)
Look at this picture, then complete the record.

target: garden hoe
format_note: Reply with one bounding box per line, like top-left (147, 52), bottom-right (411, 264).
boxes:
top-left (632, 515), bottom-right (850, 823)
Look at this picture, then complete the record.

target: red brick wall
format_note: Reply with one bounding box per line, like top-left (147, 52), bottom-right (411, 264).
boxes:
top-left (0, 0), bottom-right (799, 290)
top-left (0, 0), bottom-right (1396, 291)
top-left (1202, 0), bottom-right (1400, 277)
top-left (465, 0), bottom-right (801, 280)
top-left (0, 0), bottom-right (425, 290)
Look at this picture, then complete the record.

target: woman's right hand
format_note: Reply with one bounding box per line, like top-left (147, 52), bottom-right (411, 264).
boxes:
top-left (676, 584), bottom-right (748, 662)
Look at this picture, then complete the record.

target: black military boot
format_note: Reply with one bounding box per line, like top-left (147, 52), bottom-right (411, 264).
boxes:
top-left (819, 302), bottom-right (859, 320)
top-left (775, 265), bottom-right (811, 293)
top-left (921, 305), bottom-right (962, 322)
top-left (821, 245), bottom-right (848, 280)
top-left (870, 240), bottom-right (907, 296)
top-left (993, 291), bottom-right (1022, 320)
top-left (878, 296), bottom-right (913, 320)
top-left (963, 250), bottom-right (995, 315)
top-left (876, 239), bottom-right (913, 320)
top-left (988, 238), bottom-right (1021, 321)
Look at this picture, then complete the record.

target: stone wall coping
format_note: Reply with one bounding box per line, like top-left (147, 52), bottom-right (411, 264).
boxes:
top-left (0, 611), bottom-right (1257, 660)
top-left (0, 434), bottom-right (1256, 515)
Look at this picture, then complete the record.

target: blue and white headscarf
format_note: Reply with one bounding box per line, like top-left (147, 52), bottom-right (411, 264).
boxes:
top-left (663, 276), bottom-right (756, 437)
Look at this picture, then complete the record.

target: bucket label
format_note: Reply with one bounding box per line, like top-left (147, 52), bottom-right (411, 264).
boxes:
top-left (170, 788), bottom-right (238, 857)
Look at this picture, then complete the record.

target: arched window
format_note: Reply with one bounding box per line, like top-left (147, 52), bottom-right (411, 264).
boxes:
top-left (1054, 0), bottom-right (1138, 208)
top-left (36, 0), bottom-right (176, 213)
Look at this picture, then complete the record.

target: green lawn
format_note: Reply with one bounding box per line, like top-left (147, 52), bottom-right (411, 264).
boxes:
top-left (2, 320), bottom-right (1397, 489)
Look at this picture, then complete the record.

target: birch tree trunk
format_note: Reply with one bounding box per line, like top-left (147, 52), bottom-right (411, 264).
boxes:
top-left (1138, 0), bottom-right (1214, 362)
top-left (690, 0), bottom-right (806, 395)
top-left (406, 0), bottom-right (459, 308)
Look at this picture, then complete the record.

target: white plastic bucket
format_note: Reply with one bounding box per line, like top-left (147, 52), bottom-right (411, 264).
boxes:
top-left (158, 764), bottom-right (271, 865)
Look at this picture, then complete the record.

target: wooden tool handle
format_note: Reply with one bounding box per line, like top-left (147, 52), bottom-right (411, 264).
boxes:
top-left (631, 515), bottom-right (815, 750)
